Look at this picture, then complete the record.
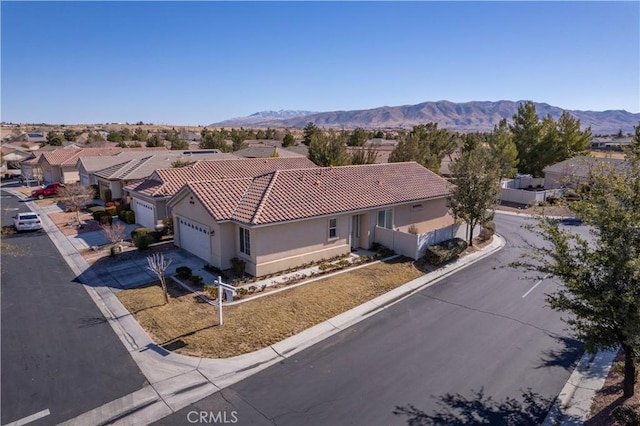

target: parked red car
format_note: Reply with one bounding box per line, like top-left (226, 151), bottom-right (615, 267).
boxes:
top-left (32, 182), bottom-right (64, 199)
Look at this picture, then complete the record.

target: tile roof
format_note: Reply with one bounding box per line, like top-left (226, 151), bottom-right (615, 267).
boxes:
top-left (126, 157), bottom-right (317, 197)
top-left (39, 147), bottom-right (168, 166)
top-left (233, 146), bottom-right (305, 158)
top-left (542, 155), bottom-right (628, 177)
top-left (185, 162), bottom-right (452, 226)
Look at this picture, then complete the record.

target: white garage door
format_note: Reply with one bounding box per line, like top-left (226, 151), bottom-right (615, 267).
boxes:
top-left (132, 198), bottom-right (156, 229)
top-left (178, 217), bottom-right (211, 262)
top-left (44, 169), bottom-right (53, 183)
top-left (80, 173), bottom-right (89, 186)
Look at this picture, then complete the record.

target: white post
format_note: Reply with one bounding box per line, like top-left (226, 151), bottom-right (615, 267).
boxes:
top-left (217, 275), bottom-right (223, 325)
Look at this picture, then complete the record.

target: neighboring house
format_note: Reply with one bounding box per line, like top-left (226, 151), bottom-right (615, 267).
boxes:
top-left (543, 155), bottom-right (627, 190)
top-left (37, 146), bottom-right (167, 184)
top-left (26, 133), bottom-right (47, 144)
top-left (591, 136), bottom-right (633, 151)
top-left (20, 152), bottom-right (45, 183)
top-left (168, 162), bottom-right (455, 277)
top-left (124, 157), bottom-right (317, 230)
top-left (85, 150), bottom-right (237, 201)
top-left (1, 145), bottom-right (32, 168)
top-left (232, 146), bottom-right (305, 159)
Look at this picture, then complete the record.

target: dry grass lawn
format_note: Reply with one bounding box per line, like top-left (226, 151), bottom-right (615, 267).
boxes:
top-left (117, 258), bottom-right (425, 358)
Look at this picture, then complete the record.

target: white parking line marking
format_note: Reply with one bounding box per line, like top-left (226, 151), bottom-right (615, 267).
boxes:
top-left (5, 409), bottom-right (51, 426)
top-left (523, 274), bottom-right (549, 298)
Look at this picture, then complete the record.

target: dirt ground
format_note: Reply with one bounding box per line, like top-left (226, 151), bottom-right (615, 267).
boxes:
top-left (585, 350), bottom-right (640, 425)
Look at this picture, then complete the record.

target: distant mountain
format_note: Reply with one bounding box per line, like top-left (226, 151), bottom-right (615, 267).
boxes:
top-left (212, 101), bottom-right (640, 134)
top-left (211, 110), bottom-right (317, 127)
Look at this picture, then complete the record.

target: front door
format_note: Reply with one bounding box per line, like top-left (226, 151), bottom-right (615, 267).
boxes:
top-left (351, 215), bottom-right (361, 249)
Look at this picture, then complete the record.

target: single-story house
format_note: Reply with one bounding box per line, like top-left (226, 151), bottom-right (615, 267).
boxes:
top-left (168, 161), bottom-right (455, 277)
top-left (78, 150), bottom-right (236, 200)
top-left (543, 155), bottom-right (628, 190)
top-left (124, 157), bottom-right (317, 230)
top-left (1, 145), bottom-right (32, 168)
top-left (232, 146), bottom-right (306, 159)
top-left (37, 146), bottom-right (167, 184)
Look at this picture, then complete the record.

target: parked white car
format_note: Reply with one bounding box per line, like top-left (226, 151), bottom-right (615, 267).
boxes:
top-left (13, 212), bottom-right (43, 231)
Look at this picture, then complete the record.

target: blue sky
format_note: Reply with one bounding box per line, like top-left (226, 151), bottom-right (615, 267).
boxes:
top-left (2, 1), bottom-right (638, 125)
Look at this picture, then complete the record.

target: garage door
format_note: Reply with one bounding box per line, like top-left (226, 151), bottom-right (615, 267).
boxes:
top-left (178, 217), bottom-right (211, 262)
top-left (44, 169), bottom-right (53, 183)
top-left (80, 173), bottom-right (89, 186)
top-left (132, 198), bottom-right (156, 229)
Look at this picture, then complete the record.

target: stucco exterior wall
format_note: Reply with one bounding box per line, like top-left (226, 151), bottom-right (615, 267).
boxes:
top-left (248, 215), bottom-right (351, 277)
top-left (171, 194), bottom-right (215, 262)
top-left (393, 198), bottom-right (454, 234)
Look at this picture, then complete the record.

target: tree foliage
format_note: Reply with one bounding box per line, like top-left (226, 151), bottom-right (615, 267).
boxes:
top-left (302, 122), bottom-right (321, 146)
top-left (63, 129), bottom-right (77, 142)
top-left (146, 134), bottom-right (164, 148)
top-left (389, 123), bottom-right (458, 174)
top-left (200, 128), bottom-right (231, 152)
top-left (132, 127), bottom-right (148, 142)
top-left (510, 101), bottom-right (591, 176)
top-left (46, 131), bottom-right (65, 146)
top-left (350, 146), bottom-right (379, 165)
top-left (230, 128), bottom-right (248, 151)
top-left (514, 123), bottom-right (640, 397)
top-left (487, 119), bottom-right (519, 179)
top-left (307, 130), bottom-right (349, 167)
top-left (448, 145), bottom-right (500, 246)
top-left (282, 131), bottom-right (297, 147)
top-left (348, 127), bottom-right (368, 147)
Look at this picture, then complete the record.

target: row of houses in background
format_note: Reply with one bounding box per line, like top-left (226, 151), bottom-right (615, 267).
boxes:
top-left (4, 135), bottom-right (627, 277)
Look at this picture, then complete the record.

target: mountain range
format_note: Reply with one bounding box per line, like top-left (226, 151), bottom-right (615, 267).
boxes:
top-left (211, 101), bottom-right (639, 134)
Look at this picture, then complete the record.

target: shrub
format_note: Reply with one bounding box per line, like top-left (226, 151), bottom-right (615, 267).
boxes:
top-left (123, 210), bottom-right (136, 225)
top-left (230, 257), bottom-right (246, 276)
top-left (89, 185), bottom-right (99, 199)
top-left (407, 224), bottom-right (419, 235)
top-left (162, 215), bottom-right (174, 236)
top-left (189, 275), bottom-right (204, 287)
top-left (105, 206), bottom-right (117, 216)
top-left (131, 227), bottom-right (160, 243)
top-left (425, 238), bottom-right (468, 265)
top-left (613, 404), bottom-right (640, 425)
top-left (176, 266), bottom-right (192, 280)
top-left (102, 189), bottom-right (112, 202)
top-left (478, 221), bottom-right (495, 242)
top-left (133, 233), bottom-right (153, 250)
top-left (93, 210), bottom-right (112, 223)
top-left (235, 287), bottom-right (249, 299)
top-left (203, 285), bottom-right (218, 300)
top-left (99, 215), bottom-right (113, 225)
top-left (116, 203), bottom-right (130, 215)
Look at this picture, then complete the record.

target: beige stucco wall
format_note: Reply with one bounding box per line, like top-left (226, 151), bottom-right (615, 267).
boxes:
top-left (171, 194), bottom-right (215, 263)
top-left (248, 215), bottom-right (351, 277)
top-left (393, 198), bottom-right (454, 234)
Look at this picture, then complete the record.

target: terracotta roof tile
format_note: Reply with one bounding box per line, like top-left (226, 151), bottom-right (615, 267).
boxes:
top-left (186, 162), bottom-right (452, 225)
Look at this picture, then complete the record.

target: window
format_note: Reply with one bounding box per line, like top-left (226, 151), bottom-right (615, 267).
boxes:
top-left (328, 218), bottom-right (337, 239)
top-left (239, 227), bottom-right (250, 256)
top-left (377, 209), bottom-right (393, 229)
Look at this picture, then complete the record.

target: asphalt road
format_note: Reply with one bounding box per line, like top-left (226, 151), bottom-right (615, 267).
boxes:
top-left (157, 213), bottom-right (587, 426)
top-left (0, 190), bottom-right (147, 425)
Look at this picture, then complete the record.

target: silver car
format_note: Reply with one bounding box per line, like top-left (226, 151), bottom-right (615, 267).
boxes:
top-left (13, 212), bottom-right (43, 232)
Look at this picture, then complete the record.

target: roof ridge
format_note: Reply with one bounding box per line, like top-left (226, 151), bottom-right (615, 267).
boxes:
top-left (229, 172), bottom-right (277, 223)
top-left (250, 171), bottom-right (279, 224)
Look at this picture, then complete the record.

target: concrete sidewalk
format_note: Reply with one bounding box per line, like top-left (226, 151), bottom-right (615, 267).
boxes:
top-left (7, 186), bottom-right (512, 425)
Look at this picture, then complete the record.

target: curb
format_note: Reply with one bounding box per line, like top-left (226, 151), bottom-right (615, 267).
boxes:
top-left (542, 348), bottom-right (618, 425)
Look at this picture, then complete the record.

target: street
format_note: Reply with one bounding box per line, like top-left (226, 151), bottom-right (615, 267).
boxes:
top-left (0, 190), bottom-right (146, 425)
top-left (157, 213), bottom-right (586, 425)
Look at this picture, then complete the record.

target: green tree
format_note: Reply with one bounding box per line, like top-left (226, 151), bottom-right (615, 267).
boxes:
top-left (514, 124), bottom-right (640, 397)
top-left (555, 111), bottom-right (592, 160)
top-left (282, 131), bottom-right (297, 147)
top-left (132, 127), bottom-right (148, 142)
top-left (448, 146), bottom-right (500, 246)
top-left (230, 128), bottom-right (248, 151)
top-left (165, 129), bottom-right (188, 150)
top-left (107, 131), bottom-right (123, 142)
top-left (348, 127), bottom-right (368, 147)
top-left (255, 129), bottom-right (266, 139)
top-left (146, 134), bottom-right (164, 148)
top-left (63, 129), bottom-right (77, 142)
top-left (302, 122), bottom-right (321, 146)
top-left (389, 123), bottom-right (457, 174)
top-left (121, 127), bottom-right (132, 140)
top-left (46, 131), bottom-right (65, 146)
top-left (308, 130), bottom-right (349, 167)
top-left (350, 146), bottom-right (378, 165)
top-left (487, 119), bottom-right (519, 179)
top-left (200, 129), bottom-right (231, 152)
top-left (510, 101), bottom-right (542, 176)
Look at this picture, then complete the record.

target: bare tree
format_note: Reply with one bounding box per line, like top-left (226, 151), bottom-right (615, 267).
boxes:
top-left (58, 183), bottom-right (95, 225)
top-left (147, 253), bottom-right (172, 304)
top-left (101, 221), bottom-right (126, 246)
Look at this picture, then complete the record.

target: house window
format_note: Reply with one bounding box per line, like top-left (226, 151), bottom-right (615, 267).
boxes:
top-left (328, 218), bottom-right (337, 239)
top-left (377, 209), bottom-right (393, 229)
top-left (239, 227), bottom-right (250, 256)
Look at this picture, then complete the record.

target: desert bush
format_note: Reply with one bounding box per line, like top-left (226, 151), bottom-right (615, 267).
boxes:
top-left (425, 238), bottom-right (468, 265)
top-left (116, 203), bottom-right (130, 215)
top-left (133, 233), bottom-right (154, 250)
top-left (230, 257), bottom-right (246, 276)
top-left (407, 224), bottom-right (419, 235)
top-left (105, 206), bottom-right (117, 216)
top-left (88, 206), bottom-right (106, 214)
top-left (162, 215), bottom-right (174, 235)
top-left (176, 266), bottom-right (192, 280)
top-left (189, 275), bottom-right (204, 287)
top-left (478, 221), bottom-right (496, 242)
top-left (613, 404), bottom-right (640, 425)
top-left (122, 210), bottom-right (136, 225)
